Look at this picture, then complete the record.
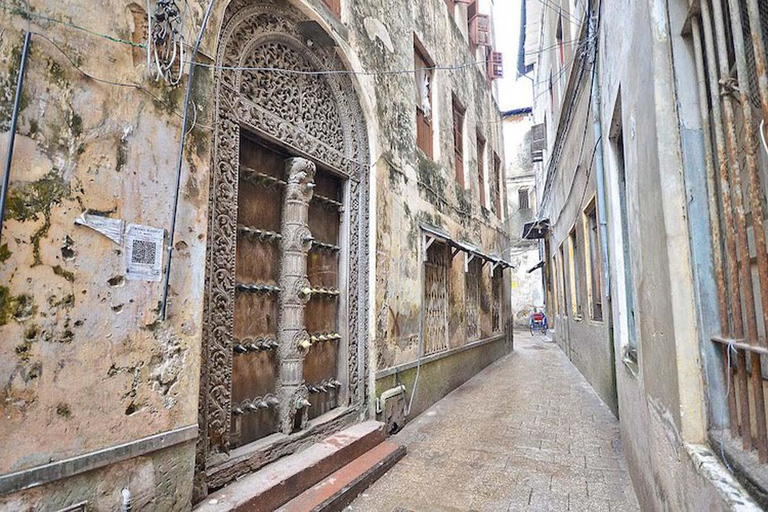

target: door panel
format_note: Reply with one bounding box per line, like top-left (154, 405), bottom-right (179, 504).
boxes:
top-left (231, 136), bottom-right (346, 446)
top-left (231, 138), bottom-right (283, 448)
top-left (304, 169), bottom-right (343, 419)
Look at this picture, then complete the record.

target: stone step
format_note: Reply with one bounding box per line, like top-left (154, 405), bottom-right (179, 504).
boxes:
top-left (196, 421), bottom-right (388, 512)
top-left (276, 441), bottom-right (406, 512)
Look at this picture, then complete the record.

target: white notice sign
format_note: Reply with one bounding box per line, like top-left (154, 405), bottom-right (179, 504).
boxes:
top-left (125, 224), bottom-right (165, 282)
top-left (74, 212), bottom-right (124, 244)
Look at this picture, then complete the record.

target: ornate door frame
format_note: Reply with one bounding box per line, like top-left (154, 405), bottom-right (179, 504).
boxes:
top-left (196, 0), bottom-right (370, 492)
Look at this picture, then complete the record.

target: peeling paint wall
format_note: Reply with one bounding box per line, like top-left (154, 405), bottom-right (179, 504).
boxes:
top-left (0, 0), bottom-right (211, 508)
top-left (355, 0), bottom-right (510, 373)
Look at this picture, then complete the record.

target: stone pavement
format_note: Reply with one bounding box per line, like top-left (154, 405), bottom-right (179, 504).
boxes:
top-left (348, 332), bottom-right (640, 512)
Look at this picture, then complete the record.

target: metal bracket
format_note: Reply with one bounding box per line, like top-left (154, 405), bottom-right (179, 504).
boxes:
top-left (464, 252), bottom-right (476, 273)
top-left (423, 235), bottom-right (436, 262)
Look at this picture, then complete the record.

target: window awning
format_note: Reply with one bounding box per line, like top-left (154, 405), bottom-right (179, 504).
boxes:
top-left (421, 223), bottom-right (515, 270)
top-left (521, 218), bottom-right (550, 240)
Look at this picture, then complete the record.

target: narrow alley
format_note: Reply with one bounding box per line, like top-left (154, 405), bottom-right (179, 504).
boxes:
top-left (6, 0), bottom-right (768, 509)
top-left (349, 332), bottom-right (639, 512)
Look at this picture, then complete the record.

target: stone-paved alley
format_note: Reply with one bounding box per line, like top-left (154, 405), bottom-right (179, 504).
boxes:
top-left (348, 332), bottom-right (640, 511)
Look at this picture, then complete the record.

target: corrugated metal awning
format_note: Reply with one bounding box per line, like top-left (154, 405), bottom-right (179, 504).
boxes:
top-left (421, 223), bottom-right (515, 269)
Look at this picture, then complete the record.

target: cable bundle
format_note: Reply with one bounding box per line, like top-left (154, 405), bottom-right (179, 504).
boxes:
top-left (147, 0), bottom-right (186, 85)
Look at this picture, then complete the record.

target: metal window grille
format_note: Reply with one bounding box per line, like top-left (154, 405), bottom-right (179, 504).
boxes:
top-left (687, 0), bottom-right (768, 462)
top-left (424, 242), bottom-right (450, 355)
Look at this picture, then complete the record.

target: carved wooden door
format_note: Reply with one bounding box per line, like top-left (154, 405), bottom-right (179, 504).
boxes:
top-left (229, 136), bottom-right (345, 449)
top-left (424, 243), bottom-right (449, 355)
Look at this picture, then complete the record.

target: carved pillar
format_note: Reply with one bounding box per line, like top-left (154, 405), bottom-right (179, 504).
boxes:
top-left (277, 157), bottom-right (316, 434)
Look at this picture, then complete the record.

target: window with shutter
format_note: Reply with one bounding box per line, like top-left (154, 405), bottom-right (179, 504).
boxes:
top-left (491, 153), bottom-right (502, 217)
top-left (414, 41), bottom-right (434, 158)
top-left (531, 121), bottom-right (547, 162)
top-left (453, 96), bottom-right (466, 187)
top-left (488, 51), bottom-right (504, 79)
top-left (469, 14), bottom-right (491, 47)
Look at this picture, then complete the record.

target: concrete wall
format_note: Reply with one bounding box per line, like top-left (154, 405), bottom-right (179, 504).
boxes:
top-left (0, 0), bottom-right (510, 508)
top-left (596, 0), bottom-right (756, 509)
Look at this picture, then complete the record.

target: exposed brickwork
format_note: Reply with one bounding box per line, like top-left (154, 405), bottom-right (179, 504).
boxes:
top-left (349, 332), bottom-right (639, 511)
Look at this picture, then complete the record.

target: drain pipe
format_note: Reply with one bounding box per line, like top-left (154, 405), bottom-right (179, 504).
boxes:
top-left (0, 30), bottom-right (31, 243)
top-left (589, 3), bottom-right (611, 306)
top-left (160, 0), bottom-right (216, 320)
top-left (588, 0), bottom-right (616, 386)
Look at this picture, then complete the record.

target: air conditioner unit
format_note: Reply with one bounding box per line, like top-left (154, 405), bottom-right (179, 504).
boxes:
top-left (532, 150), bottom-right (544, 163)
top-left (488, 51), bottom-right (503, 79)
top-left (470, 14), bottom-right (491, 47)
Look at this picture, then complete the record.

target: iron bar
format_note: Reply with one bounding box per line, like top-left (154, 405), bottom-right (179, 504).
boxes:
top-left (706, 0), bottom-right (756, 448)
top-left (712, 335), bottom-right (768, 356)
top-left (691, 16), bottom-right (738, 430)
top-left (724, 0), bottom-right (768, 461)
top-left (0, 30), bottom-right (31, 244)
top-left (702, 0), bottom-right (746, 437)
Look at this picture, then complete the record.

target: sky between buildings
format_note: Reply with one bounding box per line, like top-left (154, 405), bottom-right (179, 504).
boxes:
top-left (495, 0), bottom-right (533, 111)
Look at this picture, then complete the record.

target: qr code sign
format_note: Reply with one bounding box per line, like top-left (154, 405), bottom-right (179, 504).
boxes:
top-left (125, 224), bottom-right (164, 281)
top-left (131, 239), bottom-right (157, 265)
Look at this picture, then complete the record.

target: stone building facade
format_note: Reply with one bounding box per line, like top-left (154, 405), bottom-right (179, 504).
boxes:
top-left (502, 107), bottom-right (544, 327)
top-left (527, 0), bottom-right (768, 509)
top-left (0, 0), bottom-right (511, 509)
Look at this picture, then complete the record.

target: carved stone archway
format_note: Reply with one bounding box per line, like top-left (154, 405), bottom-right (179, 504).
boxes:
top-left (196, 0), bottom-right (370, 494)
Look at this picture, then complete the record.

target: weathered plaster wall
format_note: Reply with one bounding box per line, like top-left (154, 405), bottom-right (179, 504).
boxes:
top-left (0, 3), bottom-right (212, 507)
top-left (531, 3), bottom-right (616, 416)
top-left (0, 441), bottom-right (195, 512)
top-left (596, 0), bottom-right (754, 509)
top-left (352, 0), bottom-right (510, 373)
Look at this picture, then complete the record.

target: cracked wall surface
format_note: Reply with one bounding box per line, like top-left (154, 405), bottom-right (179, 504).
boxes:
top-left (0, 0), bottom-right (210, 507)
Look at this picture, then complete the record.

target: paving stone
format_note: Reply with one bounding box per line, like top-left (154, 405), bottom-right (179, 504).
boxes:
top-left (347, 332), bottom-right (640, 512)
